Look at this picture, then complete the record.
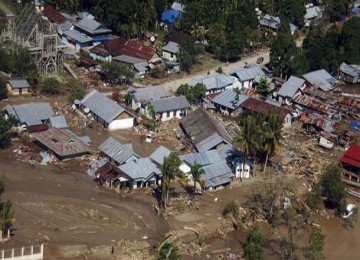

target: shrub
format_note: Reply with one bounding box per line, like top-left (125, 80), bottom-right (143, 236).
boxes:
top-left (223, 200), bottom-right (239, 219)
top-left (41, 77), bottom-right (61, 96)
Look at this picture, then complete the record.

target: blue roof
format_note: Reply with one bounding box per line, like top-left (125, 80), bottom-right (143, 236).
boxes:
top-left (92, 35), bottom-right (111, 42)
top-left (150, 145), bottom-right (171, 166)
top-left (201, 161), bottom-right (234, 188)
top-left (180, 150), bottom-right (224, 166)
top-left (212, 89), bottom-right (249, 110)
top-left (161, 10), bottom-right (181, 25)
top-left (63, 30), bottom-right (92, 43)
top-left (99, 137), bottom-right (135, 165)
top-left (118, 157), bottom-right (162, 181)
top-left (49, 115), bottom-right (68, 128)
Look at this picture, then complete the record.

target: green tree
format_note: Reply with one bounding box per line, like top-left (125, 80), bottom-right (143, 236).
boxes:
top-left (68, 81), bottom-right (86, 103)
top-left (223, 200), bottom-right (240, 220)
top-left (306, 228), bottom-right (325, 260)
top-left (156, 234), bottom-right (180, 260)
top-left (41, 77), bottom-right (61, 96)
top-left (10, 48), bottom-right (38, 82)
top-left (233, 87), bottom-right (241, 101)
top-left (160, 152), bottom-right (182, 210)
top-left (189, 163), bottom-right (204, 195)
top-left (325, 0), bottom-right (350, 22)
top-left (243, 226), bottom-right (266, 260)
top-left (306, 184), bottom-right (322, 211)
top-left (256, 77), bottom-right (270, 97)
top-left (262, 110), bottom-right (283, 172)
top-left (342, 17), bottom-right (360, 64)
top-left (176, 84), bottom-right (194, 103)
top-left (321, 163), bottom-right (346, 211)
top-left (0, 179), bottom-right (15, 233)
top-left (101, 62), bottom-right (134, 84)
top-left (0, 116), bottom-right (18, 148)
top-left (0, 77), bottom-right (8, 100)
top-left (192, 83), bottom-right (206, 102)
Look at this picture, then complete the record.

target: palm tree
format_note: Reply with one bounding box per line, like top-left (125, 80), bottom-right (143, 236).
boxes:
top-left (0, 180), bottom-right (14, 234)
top-left (256, 77), bottom-right (271, 98)
top-left (190, 163), bottom-right (205, 196)
top-left (233, 87), bottom-right (242, 101)
top-left (263, 110), bottom-right (283, 172)
top-left (156, 234), bottom-right (180, 260)
top-left (160, 152), bottom-right (182, 210)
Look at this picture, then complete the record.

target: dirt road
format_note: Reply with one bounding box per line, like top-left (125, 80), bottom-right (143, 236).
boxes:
top-left (158, 49), bottom-right (270, 92)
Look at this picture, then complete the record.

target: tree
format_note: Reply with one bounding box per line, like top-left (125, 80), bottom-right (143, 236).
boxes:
top-left (306, 228), bottom-right (325, 260)
top-left (233, 87), bottom-right (241, 101)
top-left (160, 152), bottom-right (182, 210)
top-left (0, 116), bottom-right (18, 149)
top-left (342, 17), bottom-right (360, 64)
top-left (189, 163), bottom-right (204, 195)
top-left (243, 226), bottom-right (266, 260)
top-left (156, 234), bottom-right (180, 260)
top-left (176, 84), bottom-right (194, 103)
top-left (147, 104), bottom-right (159, 132)
top-left (320, 163), bottom-right (346, 211)
top-left (256, 77), bottom-right (270, 97)
top-left (0, 179), bottom-right (15, 234)
top-left (0, 77), bottom-right (8, 100)
top-left (306, 184), bottom-right (322, 211)
top-left (10, 48), bottom-right (38, 82)
top-left (68, 82), bottom-right (86, 104)
top-left (101, 62), bottom-right (134, 84)
top-left (192, 83), bottom-right (206, 102)
top-left (262, 110), bottom-right (283, 172)
top-left (324, 0), bottom-right (350, 22)
top-left (41, 77), bottom-right (61, 96)
top-left (223, 200), bottom-right (240, 220)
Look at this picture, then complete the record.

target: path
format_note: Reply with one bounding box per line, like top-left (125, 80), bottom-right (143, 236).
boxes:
top-left (158, 49), bottom-right (270, 92)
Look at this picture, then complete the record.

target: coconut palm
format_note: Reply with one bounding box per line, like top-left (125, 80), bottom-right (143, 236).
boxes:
top-left (190, 163), bottom-right (205, 195)
top-left (0, 180), bottom-right (14, 233)
top-left (156, 234), bottom-right (180, 260)
top-left (257, 77), bottom-right (271, 97)
top-left (263, 109), bottom-right (283, 172)
top-left (233, 87), bottom-right (241, 101)
top-left (160, 152), bottom-right (182, 210)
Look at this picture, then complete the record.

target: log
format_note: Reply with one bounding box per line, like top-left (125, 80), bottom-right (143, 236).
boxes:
top-left (211, 248), bottom-right (232, 254)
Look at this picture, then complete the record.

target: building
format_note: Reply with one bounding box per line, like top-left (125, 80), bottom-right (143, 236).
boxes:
top-left (42, 6), bottom-right (67, 24)
top-left (99, 136), bottom-right (139, 166)
top-left (277, 76), bottom-right (306, 104)
top-left (190, 73), bottom-right (238, 95)
top-left (160, 9), bottom-right (182, 26)
top-left (211, 89), bottom-right (249, 116)
top-left (149, 145), bottom-right (171, 166)
top-left (340, 144), bottom-right (360, 196)
top-left (339, 63), bottom-right (360, 84)
top-left (130, 85), bottom-right (171, 113)
top-left (259, 14), bottom-right (297, 35)
top-left (179, 150), bottom-right (224, 175)
top-left (180, 108), bottom-right (232, 152)
top-left (304, 5), bottom-right (322, 27)
top-left (162, 41), bottom-right (179, 62)
top-left (62, 29), bottom-right (93, 50)
top-left (318, 132), bottom-right (336, 149)
top-left (201, 161), bottom-right (235, 190)
top-left (230, 65), bottom-right (265, 89)
top-left (32, 128), bottom-right (90, 160)
top-left (150, 96), bottom-right (191, 122)
top-left (165, 30), bottom-right (196, 46)
top-left (171, 2), bottom-right (185, 13)
top-left (241, 98), bottom-right (293, 128)
top-left (80, 90), bottom-right (134, 130)
top-left (48, 115), bottom-right (68, 128)
top-left (2, 102), bottom-right (54, 126)
top-left (303, 69), bottom-right (339, 92)
top-left (75, 16), bottom-right (112, 37)
top-left (7, 79), bottom-right (30, 95)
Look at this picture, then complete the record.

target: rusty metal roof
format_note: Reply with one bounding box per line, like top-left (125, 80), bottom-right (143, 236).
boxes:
top-left (293, 95), bottom-right (329, 114)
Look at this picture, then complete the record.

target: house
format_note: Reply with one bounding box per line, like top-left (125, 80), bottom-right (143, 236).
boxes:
top-left (230, 65), bottom-right (265, 89)
top-left (75, 16), bottom-right (112, 37)
top-left (94, 161), bottom-right (129, 187)
top-left (318, 131), bottom-right (336, 149)
top-left (340, 144), bottom-right (360, 196)
top-left (34, 0), bottom-right (45, 12)
top-left (48, 115), bottom-right (68, 128)
top-left (7, 79), bottom-right (30, 95)
top-left (62, 30), bottom-right (93, 50)
top-left (150, 96), bottom-right (191, 122)
top-left (89, 37), bottom-right (126, 62)
top-left (241, 98), bottom-right (293, 128)
top-left (211, 89), bottom-right (249, 116)
top-left (99, 136), bottom-right (139, 166)
top-left (160, 9), bottom-right (182, 26)
top-left (57, 21), bottom-right (73, 36)
top-left (303, 69), bottom-right (339, 92)
top-left (150, 145), bottom-right (171, 166)
top-left (259, 14), bottom-right (297, 35)
top-left (179, 150), bottom-right (224, 175)
top-left (165, 31), bottom-right (196, 46)
top-left (130, 85), bottom-right (171, 113)
top-left (32, 128), bottom-right (90, 160)
top-left (2, 102), bottom-right (54, 126)
top-left (162, 41), bottom-right (179, 62)
top-left (42, 6), bottom-right (67, 24)
top-left (133, 62), bottom-right (148, 79)
top-left (171, 2), bottom-right (185, 13)
top-left (80, 90), bottom-right (134, 130)
top-left (118, 158), bottom-right (162, 189)
top-left (300, 113), bottom-right (336, 133)
top-left (218, 144), bottom-right (252, 179)
top-left (190, 73), bottom-right (238, 95)
top-left (304, 5), bottom-right (322, 27)
top-left (339, 63), bottom-right (360, 84)
top-left (180, 108), bottom-right (233, 152)
top-left (277, 76), bottom-right (306, 104)
top-left (201, 161), bottom-right (235, 190)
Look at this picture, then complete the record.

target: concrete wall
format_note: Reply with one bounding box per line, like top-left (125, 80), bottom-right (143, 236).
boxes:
top-left (159, 109), bottom-right (184, 122)
top-left (90, 52), bottom-right (112, 62)
top-left (235, 163), bottom-right (251, 179)
top-left (283, 114), bottom-right (292, 129)
top-left (162, 51), bottom-right (177, 62)
top-left (0, 244), bottom-right (43, 260)
top-left (108, 117), bottom-right (134, 130)
top-left (6, 84), bottom-right (30, 96)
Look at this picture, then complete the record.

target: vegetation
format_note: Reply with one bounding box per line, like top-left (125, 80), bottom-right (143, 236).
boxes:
top-left (305, 184), bottom-right (322, 211)
top-left (189, 163), bottom-right (204, 195)
top-left (179, 40), bottom-right (200, 73)
top-left (243, 226), bottom-right (266, 260)
top-left (68, 84), bottom-right (86, 104)
top-left (0, 77), bottom-right (8, 100)
top-left (306, 228), bottom-right (325, 260)
top-left (0, 115), bottom-right (19, 149)
top-left (41, 77), bottom-right (61, 96)
top-left (223, 200), bottom-right (239, 220)
top-left (176, 83), bottom-right (206, 104)
top-left (256, 77), bottom-right (270, 97)
top-left (0, 179), bottom-right (15, 233)
top-left (156, 234), bottom-right (180, 260)
top-left (101, 62), bottom-right (134, 84)
top-left (342, 17), bottom-right (360, 64)
top-left (160, 152), bottom-right (182, 210)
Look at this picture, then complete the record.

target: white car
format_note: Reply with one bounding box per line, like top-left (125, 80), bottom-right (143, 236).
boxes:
top-left (343, 204), bottom-right (356, 219)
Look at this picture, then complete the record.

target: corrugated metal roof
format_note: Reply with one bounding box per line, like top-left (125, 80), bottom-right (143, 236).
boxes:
top-left (150, 145), bottom-right (171, 165)
top-left (76, 17), bottom-right (111, 35)
top-left (32, 128), bottom-right (90, 159)
top-left (305, 6), bottom-right (321, 20)
top-left (63, 30), bottom-right (92, 43)
top-left (180, 150), bottom-right (224, 166)
top-left (132, 85), bottom-right (171, 104)
top-left (49, 115), bottom-right (68, 128)
top-left (190, 73), bottom-right (233, 91)
top-left (303, 69), bottom-right (338, 92)
top-left (3, 102), bottom-right (54, 126)
top-left (134, 62), bottom-right (148, 72)
top-left (118, 157), bottom-right (161, 181)
top-left (259, 15), bottom-right (281, 29)
top-left (8, 79), bottom-right (30, 89)
top-left (201, 161), bottom-right (234, 188)
top-left (171, 2), bottom-right (185, 12)
top-left (230, 66), bottom-right (265, 82)
top-left (57, 21), bottom-right (73, 32)
top-left (340, 62), bottom-right (360, 77)
top-left (211, 89), bottom-right (249, 110)
top-left (113, 55), bottom-right (146, 64)
top-left (150, 96), bottom-right (190, 113)
top-left (99, 137), bottom-right (135, 165)
top-left (162, 41), bottom-right (179, 54)
top-left (81, 90), bottom-right (126, 124)
top-left (278, 76), bottom-right (305, 98)
top-left (180, 108), bottom-right (232, 152)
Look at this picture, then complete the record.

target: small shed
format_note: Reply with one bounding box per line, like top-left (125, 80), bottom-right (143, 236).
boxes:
top-left (7, 79), bottom-right (30, 95)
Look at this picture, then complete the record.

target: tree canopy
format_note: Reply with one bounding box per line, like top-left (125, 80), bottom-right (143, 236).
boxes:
top-left (243, 226), bottom-right (266, 260)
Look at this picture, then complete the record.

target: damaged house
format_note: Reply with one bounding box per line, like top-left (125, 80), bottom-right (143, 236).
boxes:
top-left (277, 76), bottom-right (306, 105)
top-left (211, 89), bottom-right (249, 116)
top-left (303, 69), bottom-right (339, 92)
top-left (130, 85), bottom-right (171, 114)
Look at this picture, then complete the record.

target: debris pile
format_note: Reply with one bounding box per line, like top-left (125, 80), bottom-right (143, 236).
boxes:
top-left (13, 145), bottom-right (41, 163)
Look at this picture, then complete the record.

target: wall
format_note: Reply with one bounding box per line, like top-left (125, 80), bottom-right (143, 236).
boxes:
top-left (235, 163), bottom-right (251, 179)
top-left (319, 136), bottom-right (334, 149)
top-left (162, 51), bottom-right (177, 62)
top-left (89, 52), bottom-right (112, 62)
top-left (108, 117), bottom-right (134, 130)
top-left (159, 109), bottom-right (184, 122)
top-left (283, 114), bottom-right (292, 128)
top-left (6, 84), bottom-right (30, 96)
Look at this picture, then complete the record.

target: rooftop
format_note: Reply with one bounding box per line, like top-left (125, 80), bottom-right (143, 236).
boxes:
top-left (278, 76), bottom-right (305, 98)
top-left (165, 30), bottom-right (196, 45)
top-left (180, 150), bottom-right (224, 166)
top-left (99, 137), bottom-right (135, 165)
top-left (303, 69), bottom-right (338, 92)
top-left (190, 73), bottom-right (234, 91)
top-left (230, 66), bottom-right (265, 82)
top-left (118, 157), bottom-right (161, 181)
top-left (201, 161), bottom-right (234, 188)
top-left (131, 85), bottom-right (171, 104)
top-left (162, 41), bottom-right (179, 54)
top-left (7, 79), bottom-right (30, 89)
top-left (241, 98), bottom-right (290, 121)
top-left (150, 96), bottom-right (190, 113)
top-left (42, 6), bottom-right (67, 24)
top-left (259, 14), bottom-right (281, 29)
top-left (75, 16), bottom-right (112, 35)
top-left (49, 115), bottom-right (68, 129)
top-left (32, 128), bottom-right (90, 159)
top-left (149, 145), bottom-right (171, 166)
top-left (340, 62), bottom-right (360, 78)
top-left (340, 144), bottom-right (360, 168)
top-left (80, 90), bottom-right (127, 124)
top-left (63, 30), bottom-right (92, 43)
top-left (171, 2), bottom-right (185, 13)
top-left (211, 89), bottom-right (249, 110)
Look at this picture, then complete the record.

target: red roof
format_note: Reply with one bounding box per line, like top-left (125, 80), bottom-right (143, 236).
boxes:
top-left (241, 98), bottom-right (290, 121)
top-left (42, 6), bottom-right (67, 24)
top-left (340, 144), bottom-right (360, 168)
top-left (103, 37), bottom-right (127, 57)
top-left (90, 44), bottom-right (110, 57)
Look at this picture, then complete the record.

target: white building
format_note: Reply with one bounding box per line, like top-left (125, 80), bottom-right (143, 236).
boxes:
top-left (150, 96), bottom-right (191, 122)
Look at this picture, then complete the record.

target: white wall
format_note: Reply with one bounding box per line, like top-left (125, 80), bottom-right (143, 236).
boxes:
top-left (108, 118), bottom-right (134, 130)
top-left (162, 51), bottom-right (177, 62)
top-left (235, 163), bottom-right (251, 179)
top-left (319, 136), bottom-right (334, 149)
top-left (283, 114), bottom-right (292, 129)
top-left (159, 110), bottom-right (183, 122)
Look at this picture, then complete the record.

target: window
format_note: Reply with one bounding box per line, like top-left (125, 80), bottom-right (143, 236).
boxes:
top-left (167, 111), bottom-right (171, 117)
